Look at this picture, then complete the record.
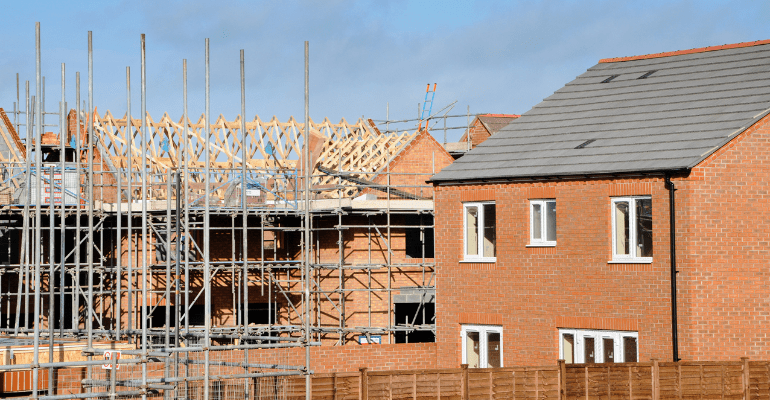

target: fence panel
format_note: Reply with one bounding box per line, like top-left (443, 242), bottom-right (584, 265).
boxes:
top-left (749, 361), bottom-right (770, 400)
top-left (34, 358), bottom-right (766, 400)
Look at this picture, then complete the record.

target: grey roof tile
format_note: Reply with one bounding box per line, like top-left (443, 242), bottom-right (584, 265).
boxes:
top-left (432, 42), bottom-right (770, 182)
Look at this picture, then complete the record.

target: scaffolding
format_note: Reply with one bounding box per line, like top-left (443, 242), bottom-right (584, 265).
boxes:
top-left (0, 24), bottom-right (446, 399)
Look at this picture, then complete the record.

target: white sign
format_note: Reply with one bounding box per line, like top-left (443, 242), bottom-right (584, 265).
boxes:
top-left (102, 350), bottom-right (121, 370)
top-left (245, 189), bottom-right (261, 197)
top-left (358, 335), bottom-right (381, 345)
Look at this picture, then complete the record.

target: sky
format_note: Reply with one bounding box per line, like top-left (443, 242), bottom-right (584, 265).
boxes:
top-left (1, 0), bottom-right (769, 143)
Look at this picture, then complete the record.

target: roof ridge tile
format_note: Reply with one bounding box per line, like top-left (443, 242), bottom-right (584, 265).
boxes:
top-left (600, 39), bottom-right (770, 63)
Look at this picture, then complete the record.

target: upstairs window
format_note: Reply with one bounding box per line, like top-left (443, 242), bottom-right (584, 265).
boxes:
top-left (611, 197), bottom-right (652, 262)
top-left (464, 202), bottom-right (496, 261)
top-left (530, 200), bottom-right (556, 246)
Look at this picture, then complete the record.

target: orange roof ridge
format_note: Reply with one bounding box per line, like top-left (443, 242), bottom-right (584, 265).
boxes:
top-left (479, 113), bottom-right (520, 118)
top-left (599, 39), bottom-right (770, 63)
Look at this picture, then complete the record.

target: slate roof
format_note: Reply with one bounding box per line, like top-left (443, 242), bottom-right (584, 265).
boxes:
top-left (477, 114), bottom-right (520, 135)
top-left (431, 40), bottom-right (770, 182)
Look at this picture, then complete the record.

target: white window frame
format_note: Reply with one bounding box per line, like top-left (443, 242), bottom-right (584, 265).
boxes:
top-left (461, 325), bottom-right (503, 368)
top-left (463, 202), bottom-right (496, 262)
top-left (610, 196), bottom-right (653, 263)
top-left (529, 199), bottom-right (556, 246)
top-left (559, 329), bottom-right (638, 364)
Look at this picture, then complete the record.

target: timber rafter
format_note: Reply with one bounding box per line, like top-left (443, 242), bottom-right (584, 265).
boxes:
top-left (90, 111), bottom-right (418, 201)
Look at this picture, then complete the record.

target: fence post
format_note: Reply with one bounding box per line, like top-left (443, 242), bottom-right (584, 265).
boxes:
top-left (558, 360), bottom-right (566, 400)
top-left (489, 370), bottom-right (493, 400)
top-left (360, 367), bottom-right (368, 400)
top-left (333, 372), bottom-right (337, 400)
top-left (461, 364), bottom-right (469, 400)
top-left (742, 357), bottom-right (750, 400)
top-left (651, 359), bottom-right (660, 400)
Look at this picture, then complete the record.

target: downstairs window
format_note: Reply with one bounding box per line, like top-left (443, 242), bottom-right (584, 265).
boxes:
top-left (559, 329), bottom-right (638, 363)
top-left (462, 325), bottom-right (502, 368)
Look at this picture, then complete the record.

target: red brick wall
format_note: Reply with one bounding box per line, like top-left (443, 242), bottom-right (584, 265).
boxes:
top-left (458, 119), bottom-right (490, 149)
top-left (43, 343), bottom-right (436, 396)
top-left (433, 113), bottom-right (770, 367)
top-left (434, 178), bottom-right (676, 367)
top-left (27, 212), bottom-right (435, 346)
top-left (253, 342), bottom-right (437, 373)
top-left (372, 130), bottom-right (454, 199)
top-left (675, 113), bottom-right (770, 360)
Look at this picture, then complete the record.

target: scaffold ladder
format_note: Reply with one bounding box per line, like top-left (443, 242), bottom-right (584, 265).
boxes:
top-left (418, 83), bottom-right (437, 131)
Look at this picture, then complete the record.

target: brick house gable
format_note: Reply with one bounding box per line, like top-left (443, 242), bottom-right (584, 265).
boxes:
top-left (432, 40), bottom-right (770, 367)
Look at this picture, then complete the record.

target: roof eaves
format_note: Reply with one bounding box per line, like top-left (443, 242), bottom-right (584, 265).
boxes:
top-left (429, 167), bottom-right (690, 185)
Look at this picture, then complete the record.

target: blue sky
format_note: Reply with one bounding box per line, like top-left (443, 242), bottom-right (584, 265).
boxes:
top-left (2, 0), bottom-right (769, 142)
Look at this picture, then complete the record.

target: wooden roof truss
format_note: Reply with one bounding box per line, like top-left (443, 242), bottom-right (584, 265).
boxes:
top-left (92, 111), bottom-right (416, 201)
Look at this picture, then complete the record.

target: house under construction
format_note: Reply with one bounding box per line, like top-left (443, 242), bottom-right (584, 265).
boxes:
top-left (0, 37), bottom-right (462, 400)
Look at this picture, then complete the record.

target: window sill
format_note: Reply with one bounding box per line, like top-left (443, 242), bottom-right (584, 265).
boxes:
top-left (526, 243), bottom-right (556, 248)
top-left (460, 258), bottom-right (497, 263)
top-left (608, 258), bottom-right (652, 264)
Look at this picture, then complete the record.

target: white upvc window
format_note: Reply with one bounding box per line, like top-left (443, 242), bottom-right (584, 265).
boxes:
top-left (559, 329), bottom-right (638, 364)
top-left (611, 197), bottom-right (652, 262)
top-left (463, 202), bottom-right (496, 262)
top-left (461, 325), bottom-right (502, 368)
top-left (530, 199), bottom-right (556, 246)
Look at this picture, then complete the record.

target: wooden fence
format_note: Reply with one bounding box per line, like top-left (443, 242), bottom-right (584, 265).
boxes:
top-left (285, 358), bottom-right (770, 400)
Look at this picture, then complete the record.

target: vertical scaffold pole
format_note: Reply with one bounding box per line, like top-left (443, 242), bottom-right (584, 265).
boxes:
top-left (74, 73), bottom-right (81, 333)
top-left (87, 28), bottom-right (95, 396)
top-left (240, 48), bottom-right (250, 399)
top-left (32, 21), bottom-right (42, 400)
top-left (140, 33), bottom-right (148, 400)
top-left (203, 37), bottom-right (211, 400)
top-left (126, 66), bottom-right (133, 342)
top-left (182, 58), bottom-right (190, 398)
top-left (304, 40), bottom-right (312, 400)
top-left (48, 164), bottom-right (54, 395)
top-left (59, 63), bottom-right (66, 340)
top-left (115, 69), bottom-right (123, 343)
top-left (164, 168), bottom-right (171, 400)
top-left (16, 80), bottom-right (30, 336)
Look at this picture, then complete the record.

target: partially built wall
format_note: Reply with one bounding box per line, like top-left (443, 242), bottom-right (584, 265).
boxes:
top-left (0, 24), bottom-right (478, 399)
top-left (0, 92), bottom-right (459, 400)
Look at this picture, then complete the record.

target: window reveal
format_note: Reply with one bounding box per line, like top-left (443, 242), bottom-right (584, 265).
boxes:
top-left (464, 203), bottom-right (496, 261)
top-left (530, 199), bottom-right (556, 245)
top-left (612, 197), bottom-right (652, 260)
top-left (559, 329), bottom-right (638, 363)
top-left (462, 325), bottom-right (503, 368)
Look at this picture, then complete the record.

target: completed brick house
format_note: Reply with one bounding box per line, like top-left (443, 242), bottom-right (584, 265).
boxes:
top-left (430, 40), bottom-right (770, 368)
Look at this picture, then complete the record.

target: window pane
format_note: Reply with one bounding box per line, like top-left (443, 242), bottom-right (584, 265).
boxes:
top-left (532, 204), bottom-right (542, 240)
top-left (546, 201), bottom-right (557, 242)
top-left (636, 198), bottom-right (653, 257)
top-left (624, 337), bottom-right (638, 362)
top-left (487, 332), bottom-right (501, 368)
top-left (614, 202), bottom-right (629, 255)
top-left (483, 204), bottom-right (496, 257)
top-left (466, 331), bottom-right (480, 368)
top-left (584, 337), bottom-right (595, 364)
top-left (603, 338), bottom-right (615, 363)
top-left (562, 334), bottom-right (574, 364)
top-left (466, 206), bottom-right (478, 256)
